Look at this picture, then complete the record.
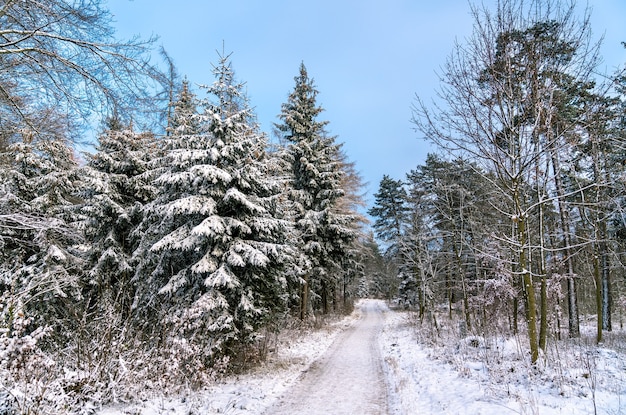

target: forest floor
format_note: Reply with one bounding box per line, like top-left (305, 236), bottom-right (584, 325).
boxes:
top-left (99, 299), bottom-right (626, 415)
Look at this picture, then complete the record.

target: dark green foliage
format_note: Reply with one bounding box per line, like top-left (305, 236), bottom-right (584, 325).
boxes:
top-left (81, 123), bottom-right (156, 318)
top-left (132, 54), bottom-right (289, 363)
top-left (275, 63), bottom-right (360, 316)
top-left (368, 175), bottom-right (408, 256)
top-left (0, 137), bottom-right (84, 333)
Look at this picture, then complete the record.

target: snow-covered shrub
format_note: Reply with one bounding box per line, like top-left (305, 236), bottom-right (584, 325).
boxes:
top-left (0, 305), bottom-right (66, 415)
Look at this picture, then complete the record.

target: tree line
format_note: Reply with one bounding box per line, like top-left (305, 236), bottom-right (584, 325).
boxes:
top-left (370, 0), bottom-right (626, 363)
top-left (0, 1), bottom-right (371, 409)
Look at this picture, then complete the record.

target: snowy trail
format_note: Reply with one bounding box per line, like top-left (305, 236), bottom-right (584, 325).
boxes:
top-left (96, 300), bottom-right (626, 414)
top-left (263, 299), bottom-right (389, 415)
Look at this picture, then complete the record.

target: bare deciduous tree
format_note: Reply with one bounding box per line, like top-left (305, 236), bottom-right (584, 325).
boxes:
top-left (0, 0), bottom-right (162, 140)
top-left (412, 0), bottom-right (601, 362)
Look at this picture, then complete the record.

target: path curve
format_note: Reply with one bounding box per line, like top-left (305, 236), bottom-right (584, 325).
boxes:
top-left (264, 299), bottom-right (389, 415)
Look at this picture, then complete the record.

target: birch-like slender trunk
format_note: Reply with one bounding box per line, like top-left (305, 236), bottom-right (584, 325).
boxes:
top-left (590, 132), bottom-right (612, 340)
top-left (548, 141), bottom-right (580, 338)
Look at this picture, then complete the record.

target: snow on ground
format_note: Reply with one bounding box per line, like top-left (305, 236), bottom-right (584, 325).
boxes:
top-left (98, 310), bottom-right (359, 415)
top-left (265, 299), bottom-right (387, 414)
top-left (98, 300), bottom-right (626, 415)
top-left (381, 308), bottom-right (626, 414)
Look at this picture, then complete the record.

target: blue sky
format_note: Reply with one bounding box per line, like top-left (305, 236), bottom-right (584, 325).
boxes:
top-left (107, 0), bottom-right (626, 207)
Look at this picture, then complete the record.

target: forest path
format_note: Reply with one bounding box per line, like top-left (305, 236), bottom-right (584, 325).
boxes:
top-left (263, 299), bottom-right (389, 415)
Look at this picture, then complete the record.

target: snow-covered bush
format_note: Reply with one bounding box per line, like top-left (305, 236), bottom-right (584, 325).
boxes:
top-left (0, 304), bottom-right (63, 415)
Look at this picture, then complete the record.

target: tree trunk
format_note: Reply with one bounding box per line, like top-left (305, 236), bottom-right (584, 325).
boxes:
top-left (452, 215), bottom-right (471, 332)
top-left (565, 269), bottom-right (579, 338)
top-left (461, 272), bottom-right (471, 332)
top-left (321, 280), bottom-right (329, 314)
top-left (601, 246), bottom-right (611, 331)
top-left (512, 296), bottom-right (519, 335)
top-left (595, 206), bottom-right (611, 335)
top-left (517, 203), bottom-right (539, 363)
top-left (595, 148), bottom-right (612, 332)
top-left (594, 247), bottom-right (603, 343)
top-left (417, 264), bottom-right (426, 320)
top-left (537, 213), bottom-right (548, 352)
top-left (539, 274), bottom-right (548, 351)
top-left (447, 268), bottom-right (454, 320)
top-left (300, 274), bottom-right (310, 320)
top-left (549, 144), bottom-right (580, 338)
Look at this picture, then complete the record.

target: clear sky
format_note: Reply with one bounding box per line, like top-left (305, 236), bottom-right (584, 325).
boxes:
top-left (106, 0), bottom-right (626, 208)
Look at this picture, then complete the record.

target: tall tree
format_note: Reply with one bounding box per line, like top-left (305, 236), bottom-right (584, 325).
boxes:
top-left (0, 134), bottom-right (83, 334)
top-left (275, 63), bottom-right (358, 317)
top-left (368, 175), bottom-right (408, 256)
top-left (573, 88), bottom-right (623, 342)
top-left (198, 51), bottom-right (289, 352)
top-left (133, 53), bottom-right (288, 363)
top-left (413, 0), bottom-right (601, 361)
top-left (81, 120), bottom-right (156, 319)
top-left (368, 175), bottom-right (417, 308)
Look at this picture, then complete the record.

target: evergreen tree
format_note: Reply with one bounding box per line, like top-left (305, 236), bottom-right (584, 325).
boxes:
top-left (368, 175), bottom-right (408, 256)
top-left (0, 134), bottom-right (83, 334)
top-left (198, 52), bottom-right (289, 352)
top-left (134, 54), bottom-right (287, 363)
top-left (81, 119), bottom-right (156, 318)
top-left (275, 63), bottom-right (358, 317)
top-left (130, 76), bottom-right (212, 356)
top-left (368, 175), bottom-right (415, 307)
top-left (169, 78), bottom-right (201, 136)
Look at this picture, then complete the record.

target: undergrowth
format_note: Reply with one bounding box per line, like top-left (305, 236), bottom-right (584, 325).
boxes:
top-left (406, 304), bottom-right (626, 414)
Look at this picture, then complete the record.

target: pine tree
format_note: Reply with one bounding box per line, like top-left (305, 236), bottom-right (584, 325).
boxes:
top-left (368, 175), bottom-right (408, 256)
top-left (275, 63), bottom-right (358, 317)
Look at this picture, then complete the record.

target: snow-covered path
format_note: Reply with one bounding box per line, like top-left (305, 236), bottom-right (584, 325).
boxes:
top-left (264, 300), bottom-right (388, 415)
top-left (97, 299), bottom-right (626, 414)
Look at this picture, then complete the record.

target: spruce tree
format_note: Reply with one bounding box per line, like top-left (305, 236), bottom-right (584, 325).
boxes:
top-left (368, 175), bottom-right (408, 256)
top-left (134, 54), bottom-right (287, 363)
top-left (275, 63), bottom-right (357, 317)
top-left (368, 175), bottom-right (413, 306)
top-left (130, 76), bottom-right (211, 349)
top-left (0, 135), bottom-right (83, 333)
top-left (81, 119), bottom-right (156, 318)
top-left (198, 52), bottom-right (289, 352)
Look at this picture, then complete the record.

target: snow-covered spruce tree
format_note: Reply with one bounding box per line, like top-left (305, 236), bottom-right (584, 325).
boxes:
top-left (0, 134), bottom-right (84, 336)
top-left (131, 78), bottom-right (204, 343)
top-left (199, 52), bottom-right (289, 358)
top-left (81, 118), bottom-right (157, 319)
top-left (275, 63), bottom-right (359, 317)
top-left (133, 55), bottom-right (288, 368)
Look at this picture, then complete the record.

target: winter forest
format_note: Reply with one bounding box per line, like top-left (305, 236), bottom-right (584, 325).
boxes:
top-left (2, 0), bottom-right (626, 413)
